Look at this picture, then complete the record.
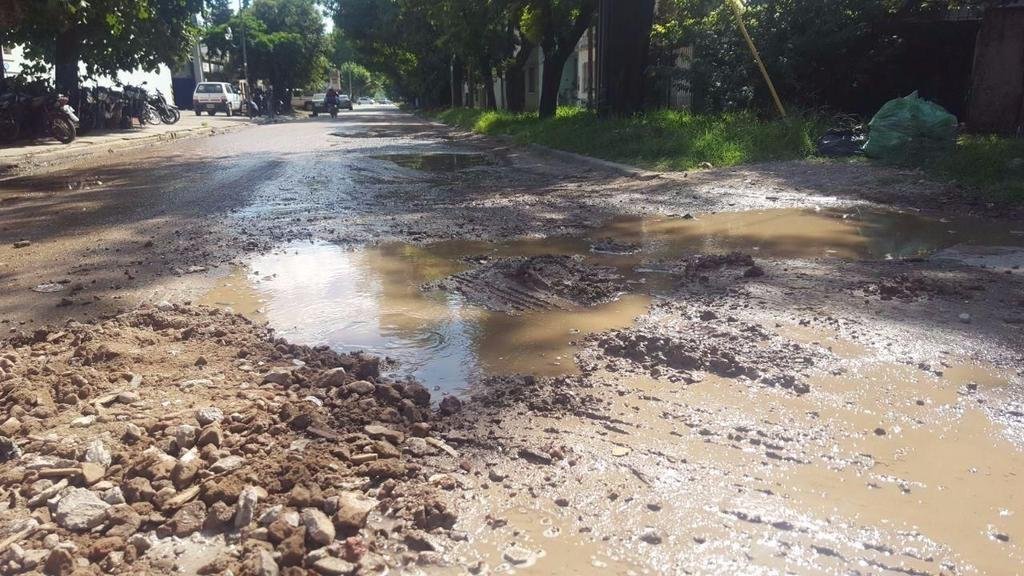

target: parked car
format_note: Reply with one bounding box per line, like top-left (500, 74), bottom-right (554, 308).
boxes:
top-left (192, 82), bottom-right (242, 116)
top-left (357, 97), bottom-right (374, 105)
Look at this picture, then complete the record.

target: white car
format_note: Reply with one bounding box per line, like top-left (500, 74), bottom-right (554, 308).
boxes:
top-left (357, 97), bottom-right (374, 105)
top-left (192, 82), bottom-right (242, 116)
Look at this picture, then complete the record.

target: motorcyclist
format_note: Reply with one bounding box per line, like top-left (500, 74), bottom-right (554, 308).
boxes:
top-left (325, 87), bottom-right (339, 110)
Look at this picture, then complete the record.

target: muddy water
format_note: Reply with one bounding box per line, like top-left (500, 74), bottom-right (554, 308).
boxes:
top-left (202, 240), bottom-right (649, 393)
top-left (602, 207), bottom-right (1024, 260)
top-left (200, 208), bottom-right (1021, 394)
top-left (445, 355), bottom-right (1024, 574)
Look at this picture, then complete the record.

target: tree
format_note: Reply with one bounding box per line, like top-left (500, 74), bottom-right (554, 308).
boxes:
top-left (205, 0), bottom-right (327, 101)
top-left (206, 0), bottom-right (234, 25)
top-left (659, 0), bottom-right (970, 115)
top-left (1, 0), bottom-right (204, 94)
top-left (332, 0), bottom-right (453, 106)
top-left (597, 0), bottom-right (656, 117)
top-left (521, 0), bottom-right (597, 118)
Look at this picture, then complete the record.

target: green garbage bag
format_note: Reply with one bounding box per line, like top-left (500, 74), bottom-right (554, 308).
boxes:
top-left (862, 92), bottom-right (957, 160)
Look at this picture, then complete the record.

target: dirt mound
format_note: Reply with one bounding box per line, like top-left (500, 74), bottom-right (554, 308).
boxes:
top-left (664, 252), bottom-right (763, 281)
top-left (427, 255), bottom-right (627, 312)
top-left (580, 306), bottom-right (821, 393)
top-left (462, 374), bottom-right (600, 414)
top-left (0, 304), bottom-right (465, 575)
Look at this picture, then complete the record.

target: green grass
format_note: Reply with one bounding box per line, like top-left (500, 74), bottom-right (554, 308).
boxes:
top-left (430, 107), bottom-right (1024, 203)
top-left (931, 135), bottom-right (1024, 203)
top-left (431, 107), bottom-right (826, 171)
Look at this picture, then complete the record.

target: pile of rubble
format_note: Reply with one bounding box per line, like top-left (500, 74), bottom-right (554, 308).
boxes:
top-left (0, 304), bottom-right (466, 575)
top-left (580, 303), bottom-right (822, 393)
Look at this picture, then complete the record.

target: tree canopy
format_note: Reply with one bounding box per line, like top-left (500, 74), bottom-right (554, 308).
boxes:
top-left (1, 0), bottom-right (204, 92)
top-left (203, 0), bottom-right (328, 94)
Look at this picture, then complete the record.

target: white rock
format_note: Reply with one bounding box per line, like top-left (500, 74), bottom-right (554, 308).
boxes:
top-left (258, 504), bottom-right (283, 526)
top-left (70, 416), bottom-right (95, 428)
top-left (311, 557), bottom-right (356, 576)
top-left (101, 487), bottom-right (126, 505)
top-left (301, 508), bottom-right (335, 546)
top-left (170, 425), bottom-right (198, 449)
top-left (83, 440), bottom-right (112, 468)
top-left (52, 487), bottom-right (111, 532)
top-left (235, 485), bottom-right (259, 529)
top-left (211, 455), bottom-right (244, 474)
top-left (156, 301), bottom-right (175, 311)
top-left (195, 407), bottom-right (224, 426)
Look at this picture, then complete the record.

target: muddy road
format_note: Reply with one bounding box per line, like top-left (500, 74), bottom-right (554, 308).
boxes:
top-left (2, 108), bottom-right (1024, 575)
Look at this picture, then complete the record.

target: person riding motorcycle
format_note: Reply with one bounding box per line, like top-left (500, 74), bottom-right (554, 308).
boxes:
top-left (324, 88), bottom-right (340, 117)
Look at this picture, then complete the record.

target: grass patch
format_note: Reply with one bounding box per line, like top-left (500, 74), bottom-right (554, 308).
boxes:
top-left (430, 107), bottom-right (1024, 204)
top-left (430, 107), bottom-right (826, 171)
top-left (930, 135), bottom-right (1024, 203)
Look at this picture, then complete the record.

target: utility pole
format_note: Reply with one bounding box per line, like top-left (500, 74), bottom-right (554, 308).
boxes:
top-left (237, 0), bottom-right (250, 94)
top-left (450, 54), bottom-right (455, 108)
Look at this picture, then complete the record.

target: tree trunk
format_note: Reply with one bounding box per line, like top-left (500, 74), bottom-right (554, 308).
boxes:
top-left (597, 0), bottom-right (656, 117)
top-left (451, 60), bottom-right (464, 107)
top-left (506, 42), bottom-right (533, 112)
top-left (481, 64), bottom-right (497, 109)
top-left (537, 1), bottom-right (597, 118)
top-left (55, 26), bottom-right (80, 95)
top-left (538, 42), bottom-right (567, 119)
top-left (966, 6), bottom-right (1024, 134)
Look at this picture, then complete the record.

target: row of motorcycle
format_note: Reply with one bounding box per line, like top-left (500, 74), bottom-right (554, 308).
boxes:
top-left (0, 82), bottom-right (181, 146)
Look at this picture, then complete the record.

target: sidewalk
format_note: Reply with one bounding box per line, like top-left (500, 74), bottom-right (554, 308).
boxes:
top-left (0, 114), bottom-right (254, 177)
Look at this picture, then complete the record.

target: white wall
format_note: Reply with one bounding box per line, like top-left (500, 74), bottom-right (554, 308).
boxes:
top-left (1, 44), bottom-right (172, 96)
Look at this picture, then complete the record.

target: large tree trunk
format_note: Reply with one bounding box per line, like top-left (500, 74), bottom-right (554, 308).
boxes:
top-left (506, 42), bottom-right (533, 112)
top-left (538, 41), bottom-right (567, 119)
top-left (597, 0), bottom-right (656, 117)
top-left (966, 6), bottom-right (1024, 134)
top-left (55, 27), bottom-right (80, 95)
top-left (537, 1), bottom-right (597, 119)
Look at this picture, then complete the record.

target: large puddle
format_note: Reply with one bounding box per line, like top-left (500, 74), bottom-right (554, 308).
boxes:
top-left (200, 208), bottom-right (1022, 394)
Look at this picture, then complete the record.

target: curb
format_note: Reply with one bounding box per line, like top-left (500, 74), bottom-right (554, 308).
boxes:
top-left (518, 141), bottom-right (663, 180)
top-left (0, 122), bottom-right (252, 180)
top-left (419, 116), bottom-right (665, 181)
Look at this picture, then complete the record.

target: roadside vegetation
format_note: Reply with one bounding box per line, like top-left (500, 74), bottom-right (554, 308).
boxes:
top-left (935, 135), bottom-right (1024, 203)
top-left (433, 107), bottom-right (1024, 203)
top-left (433, 107), bottom-right (825, 171)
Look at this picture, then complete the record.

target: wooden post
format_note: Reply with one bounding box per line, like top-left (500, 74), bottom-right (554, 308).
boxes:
top-left (727, 0), bottom-right (786, 118)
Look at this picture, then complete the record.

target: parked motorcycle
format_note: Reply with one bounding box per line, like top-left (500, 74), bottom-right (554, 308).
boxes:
top-left (0, 91), bottom-right (77, 144)
top-left (148, 89), bottom-right (180, 124)
top-left (94, 86), bottom-right (126, 130)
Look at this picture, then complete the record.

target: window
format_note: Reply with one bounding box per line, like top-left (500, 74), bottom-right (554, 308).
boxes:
top-left (528, 66), bottom-right (537, 94)
top-left (196, 83), bottom-right (224, 93)
top-left (1, 46), bottom-right (11, 56)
